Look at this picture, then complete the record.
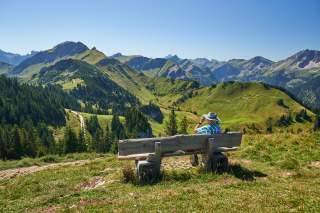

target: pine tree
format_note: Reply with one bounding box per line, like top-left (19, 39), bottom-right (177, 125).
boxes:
top-left (179, 116), bottom-right (188, 134)
top-left (111, 114), bottom-right (125, 139)
top-left (165, 109), bottom-right (177, 136)
top-left (7, 126), bottom-right (22, 159)
top-left (103, 124), bottom-right (112, 153)
top-left (64, 126), bottom-right (78, 153)
top-left (86, 115), bottom-right (101, 136)
top-left (125, 107), bottom-right (152, 138)
top-left (24, 128), bottom-right (38, 157)
top-left (77, 129), bottom-right (87, 152)
top-left (0, 127), bottom-right (7, 160)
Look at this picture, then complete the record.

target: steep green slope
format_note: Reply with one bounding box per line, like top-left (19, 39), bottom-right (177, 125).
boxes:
top-left (175, 82), bottom-right (314, 129)
top-left (95, 58), bottom-right (156, 104)
top-left (73, 48), bottom-right (106, 65)
top-left (34, 59), bottom-right (140, 111)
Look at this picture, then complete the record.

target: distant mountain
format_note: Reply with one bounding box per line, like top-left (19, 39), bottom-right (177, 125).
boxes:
top-left (258, 50), bottom-right (320, 110)
top-left (165, 54), bottom-right (182, 63)
top-left (5, 41), bottom-right (319, 110)
top-left (113, 50), bottom-right (320, 110)
top-left (0, 49), bottom-right (37, 65)
top-left (10, 41), bottom-right (89, 76)
top-left (0, 61), bottom-right (13, 75)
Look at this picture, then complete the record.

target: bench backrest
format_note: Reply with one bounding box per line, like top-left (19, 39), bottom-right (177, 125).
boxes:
top-left (118, 132), bottom-right (242, 157)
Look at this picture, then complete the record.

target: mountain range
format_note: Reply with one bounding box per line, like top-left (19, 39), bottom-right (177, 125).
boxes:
top-left (0, 41), bottom-right (319, 115)
top-left (111, 50), bottom-right (320, 110)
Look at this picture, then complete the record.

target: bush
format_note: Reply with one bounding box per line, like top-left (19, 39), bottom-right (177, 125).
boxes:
top-left (16, 158), bottom-right (34, 168)
top-left (122, 164), bottom-right (135, 183)
top-left (40, 155), bottom-right (59, 163)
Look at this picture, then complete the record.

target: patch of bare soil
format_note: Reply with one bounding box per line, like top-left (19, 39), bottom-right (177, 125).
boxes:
top-left (78, 176), bottom-right (105, 191)
top-left (0, 159), bottom-right (93, 180)
top-left (309, 161), bottom-right (320, 168)
top-left (279, 171), bottom-right (295, 178)
top-left (32, 205), bottom-right (61, 213)
top-left (69, 198), bottom-right (116, 209)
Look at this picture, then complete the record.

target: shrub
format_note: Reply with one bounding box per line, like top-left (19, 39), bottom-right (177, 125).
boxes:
top-left (122, 164), bottom-right (135, 183)
top-left (40, 155), bottom-right (59, 163)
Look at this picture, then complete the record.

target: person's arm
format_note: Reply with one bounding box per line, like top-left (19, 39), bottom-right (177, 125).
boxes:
top-left (193, 116), bottom-right (205, 133)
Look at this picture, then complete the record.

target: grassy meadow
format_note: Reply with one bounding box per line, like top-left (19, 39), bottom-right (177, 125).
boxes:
top-left (0, 132), bottom-right (319, 212)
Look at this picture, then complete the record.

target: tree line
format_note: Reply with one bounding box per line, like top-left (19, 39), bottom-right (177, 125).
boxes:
top-left (61, 107), bottom-right (153, 155)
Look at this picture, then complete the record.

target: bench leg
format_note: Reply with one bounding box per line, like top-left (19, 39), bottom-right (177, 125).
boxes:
top-left (204, 152), bottom-right (229, 173)
top-left (136, 142), bottom-right (162, 184)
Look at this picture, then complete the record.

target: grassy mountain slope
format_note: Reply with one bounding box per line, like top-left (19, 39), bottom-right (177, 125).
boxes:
top-left (174, 81), bottom-right (314, 129)
top-left (95, 58), bottom-right (156, 104)
top-left (33, 59), bottom-right (139, 110)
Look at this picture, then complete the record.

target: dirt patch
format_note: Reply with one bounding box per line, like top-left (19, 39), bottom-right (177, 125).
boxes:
top-left (279, 171), bottom-right (295, 178)
top-left (69, 198), bottom-right (116, 209)
top-left (309, 161), bottom-right (320, 168)
top-left (78, 176), bottom-right (105, 191)
top-left (32, 205), bottom-right (61, 213)
top-left (0, 159), bottom-right (94, 180)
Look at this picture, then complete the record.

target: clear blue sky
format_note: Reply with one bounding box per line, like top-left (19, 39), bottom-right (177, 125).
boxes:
top-left (1, 0), bottom-right (319, 61)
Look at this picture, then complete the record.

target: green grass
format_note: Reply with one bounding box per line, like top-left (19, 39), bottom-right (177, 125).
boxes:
top-left (61, 78), bottom-right (84, 90)
top-left (0, 132), bottom-right (319, 212)
top-left (52, 110), bottom-right (81, 141)
top-left (177, 82), bottom-right (314, 130)
top-left (98, 64), bottom-right (157, 104)
top-left (0, 153), bottom-right (107, 170)
top-left (73, 49), bottom-right (106, 65)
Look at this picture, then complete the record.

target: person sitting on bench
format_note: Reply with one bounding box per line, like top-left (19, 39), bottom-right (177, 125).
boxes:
top-left (191, 112), bottom-right (222, 166)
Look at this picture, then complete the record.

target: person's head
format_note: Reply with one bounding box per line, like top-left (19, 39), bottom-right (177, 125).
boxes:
top-left (203, 112), bottom-right (220, 124)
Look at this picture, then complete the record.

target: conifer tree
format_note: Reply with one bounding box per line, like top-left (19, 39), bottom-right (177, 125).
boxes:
top-left (111, 114), bottom-right (125, 139)
top-left (179, 116), bottom-right (188, 134)
top-left (165, 109), bottom-right (178, 136)
top-left (64, 126), bottom-right (78, 153)
top-left (103, 124), bottom-right (112, 153)
top-left (78, 129), bottom-right (87, 152)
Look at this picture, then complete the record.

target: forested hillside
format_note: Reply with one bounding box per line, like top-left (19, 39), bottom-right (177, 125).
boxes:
top-left (0, 75), bottom-right (80, 159)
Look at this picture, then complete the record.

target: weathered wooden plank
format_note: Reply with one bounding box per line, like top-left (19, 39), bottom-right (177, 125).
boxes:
top-left (118, 134), bottom-right (209, 156)
top-left (118, 132), bottom-right (242, 157)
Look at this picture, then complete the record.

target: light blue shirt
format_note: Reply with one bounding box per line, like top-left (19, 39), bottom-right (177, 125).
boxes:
top-left (196, 123), bottom-right (221, 135)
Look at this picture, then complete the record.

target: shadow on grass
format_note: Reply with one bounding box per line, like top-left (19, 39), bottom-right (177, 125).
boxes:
top-left (161, 170), bottom-right (192, 182)
top-left (227, 163), bottom-right (267, 181)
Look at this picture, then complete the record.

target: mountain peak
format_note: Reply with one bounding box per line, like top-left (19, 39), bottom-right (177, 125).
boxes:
top-left (165, 54), bottom-right (181, 63)
top-left (52, 41), bottom-right (89, 53)
top-left (287, 49), bottom-right (320, 68)
top-left (248, 56), bottom-right (273, 65)
top-left (111, 53), bottom-right (123, 58)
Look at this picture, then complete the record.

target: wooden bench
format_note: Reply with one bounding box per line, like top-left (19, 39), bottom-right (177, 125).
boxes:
top-left (118, 132), bottom-right (242, 183)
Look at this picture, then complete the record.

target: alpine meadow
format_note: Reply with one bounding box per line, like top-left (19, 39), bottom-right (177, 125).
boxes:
top-left (0, 0), bottom-right (319, 212)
